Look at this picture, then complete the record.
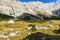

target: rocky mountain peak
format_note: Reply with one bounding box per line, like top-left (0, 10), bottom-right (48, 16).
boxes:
top-left (0, 0), bottom-right (60, 20)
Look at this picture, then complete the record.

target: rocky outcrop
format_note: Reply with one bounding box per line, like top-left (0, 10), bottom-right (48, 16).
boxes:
top-left (17, 13), bottom-right (44, 20)
top-left (0, 13), bottom-right (14, 19)
top-left (52, 9), bottom-right (60, 16)
top-left (17, 12), bottom-right (60, 20)
top-left (0, 0), bottom-right (60, 20)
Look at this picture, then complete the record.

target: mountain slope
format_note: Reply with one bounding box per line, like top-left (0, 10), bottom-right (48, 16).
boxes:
top-left (0, 0), bottom-right (60, 20)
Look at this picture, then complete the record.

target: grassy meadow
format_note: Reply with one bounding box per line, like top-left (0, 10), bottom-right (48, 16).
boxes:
top-left (0, 20), bottom-right (60, 40)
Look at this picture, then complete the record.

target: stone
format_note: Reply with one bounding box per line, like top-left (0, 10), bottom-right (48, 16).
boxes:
top-left (15, 31), bottom-right (20, 33)
top-left (8, 28), bottom-right (14, 31)
top-left (9, 32), bottom-right (17, 37)
top-left (28, 32), bottom-right (31, 35)
top-left (8, 20), bottom-right (14, 24)
top-left (27, 27), bottom-right (32, 30)
top-left (3, 35), bottom-right (9, 38)
top-left (40, 27), bottom-right (49, 30)
top-left (0, 34), bottom-right (9, 38)
top-left (35, 26), bottom-right (39, 29)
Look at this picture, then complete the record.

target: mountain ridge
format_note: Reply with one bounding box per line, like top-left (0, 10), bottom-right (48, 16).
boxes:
top-left (0, 0), bottom-right (60, 20)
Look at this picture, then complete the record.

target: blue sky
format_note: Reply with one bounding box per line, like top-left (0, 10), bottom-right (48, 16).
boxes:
top-left (20, 0), bottom-right (57, 3)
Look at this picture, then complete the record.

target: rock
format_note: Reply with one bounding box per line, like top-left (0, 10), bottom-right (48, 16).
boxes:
top-left (35, 26), bottom-right (39, 29)
top-left (0, 13), bottom-right (14, 19)
top-left (8, 20), bottom-right (14, 24)
top-left (15, 31), bottom-right (20, 34)
top-left (0, 34), bottom-right (3, 38)
top-left (0, 34), bottom-right (9, 38)
top-left (2, 32), bottom-right (8, 35)
top-left (8, 28), bottom-right (14, 31)
top-left (17, 13), bottom-right (44, 20)
top-left (40, 27), bottom-right (49, 30)
top-left (27, 27), bottom-right (32, 30)
top-left (9, 32), bottom-right (17, 37)
top-left (52, 9), bottom-right (60, 16)
top-left (42, 37), bottom-right (46, 40)
top-left (28, 32), bottom-right (31, 35)
top-left (3, 35), bottom-right (9, 38)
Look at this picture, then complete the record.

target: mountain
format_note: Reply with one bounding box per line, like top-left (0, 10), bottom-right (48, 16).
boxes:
top-left (52, 9), bottom-right (60, 16)
top-left (0, 0), bottom-right (60, 20)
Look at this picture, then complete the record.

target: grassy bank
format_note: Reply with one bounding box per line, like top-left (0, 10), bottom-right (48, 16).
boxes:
top-left (0, 20), bottom-right (60, 40)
